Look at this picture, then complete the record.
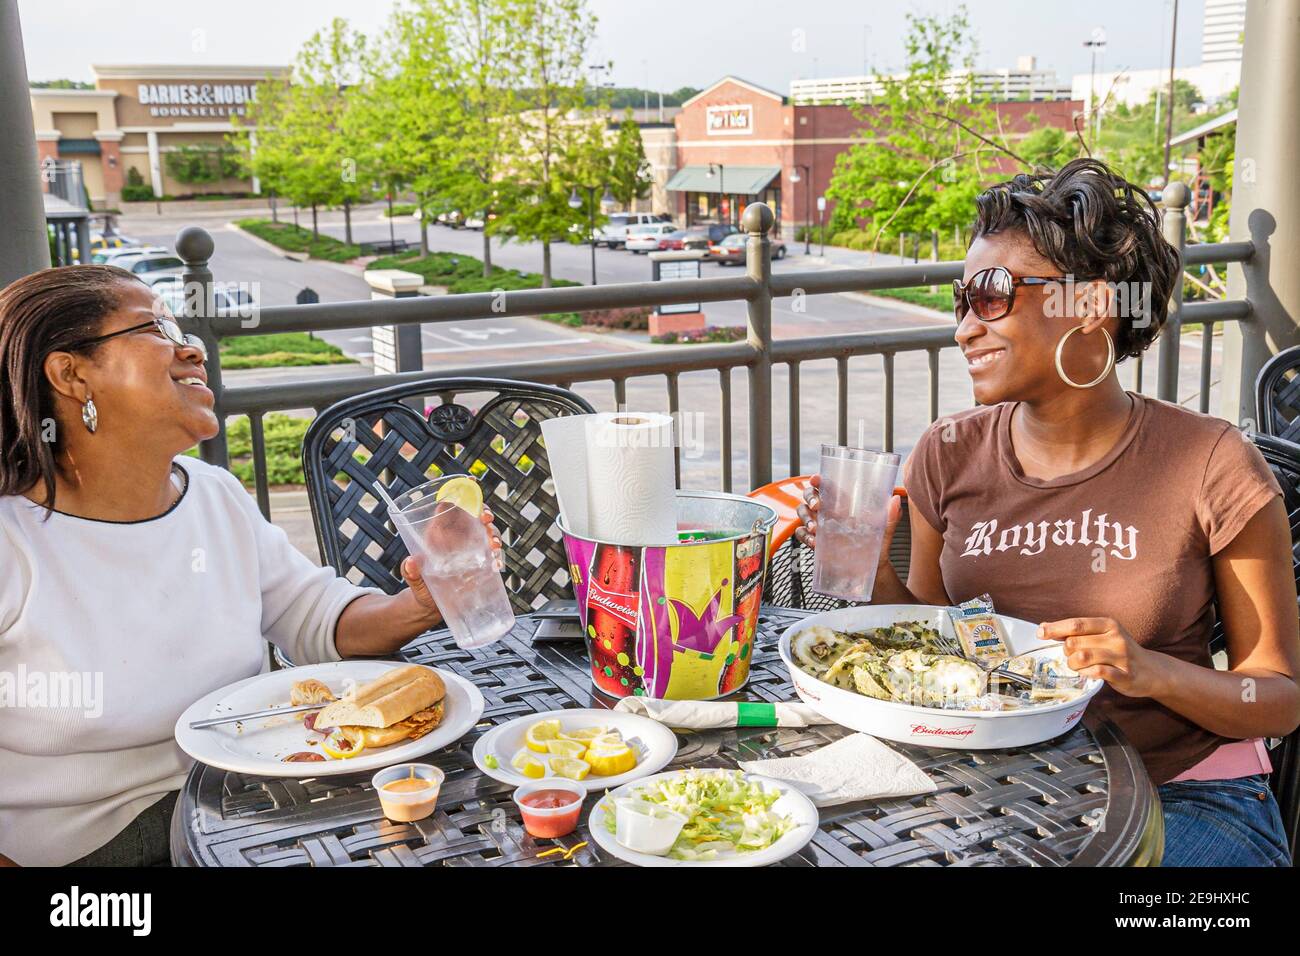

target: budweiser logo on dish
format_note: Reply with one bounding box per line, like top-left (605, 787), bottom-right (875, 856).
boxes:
top-left (909, 722), bottom-right (976, 739)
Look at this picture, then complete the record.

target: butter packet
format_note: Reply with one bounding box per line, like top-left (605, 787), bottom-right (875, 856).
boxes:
top-left (947, 594), bottom-right (1011, 670)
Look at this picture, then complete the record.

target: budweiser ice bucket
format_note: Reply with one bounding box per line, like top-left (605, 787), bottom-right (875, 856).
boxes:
top-left (559, 491), bottom-right (778, 700)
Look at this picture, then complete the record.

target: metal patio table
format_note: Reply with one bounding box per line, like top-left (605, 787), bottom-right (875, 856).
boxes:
top-left (172, 606), bottom-right (1163, 867)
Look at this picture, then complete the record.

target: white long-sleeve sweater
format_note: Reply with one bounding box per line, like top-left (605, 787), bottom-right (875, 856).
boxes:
top-left (0, 457), bottom-right (373, 866)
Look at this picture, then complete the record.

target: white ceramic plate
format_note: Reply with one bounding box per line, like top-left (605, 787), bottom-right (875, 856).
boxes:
top-left (471, 707), bottom-right (677, 793)
top-left (174, 661), bottom-right (484, 776)
top-left (779, 604), bottom-right (1103, 750)
top-left (587, 769), bottom-right (819, 867)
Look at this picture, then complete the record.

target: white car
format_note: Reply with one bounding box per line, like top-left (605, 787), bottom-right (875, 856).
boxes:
top-left (596, 212), bottom-right (670, 249)
top-left (625, 223), bottom-right (678, 254)
top-left (153, 277), bottom-right (256, 313)
top-left (94, 245), bottom-right (168, 266)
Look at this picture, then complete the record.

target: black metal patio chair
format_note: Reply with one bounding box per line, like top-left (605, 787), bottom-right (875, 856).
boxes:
top-left (1255, 345), bottom-right (1300, 442)
top-left (1232, 431), bottom-right (1300, 860)
top-left (301, 377), bottom-right (594, 615)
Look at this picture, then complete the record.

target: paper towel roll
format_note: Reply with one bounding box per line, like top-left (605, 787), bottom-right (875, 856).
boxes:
top-left (584, 412), bottom-right (678, 545)
top-left (540, 415), bottom-right (593, 537)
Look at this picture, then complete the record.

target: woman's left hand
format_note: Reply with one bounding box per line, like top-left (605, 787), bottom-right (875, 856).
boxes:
top-left (399, 508), bottom-right (504, 617)
top-left (1036, 617), bottom-right (1168, 698)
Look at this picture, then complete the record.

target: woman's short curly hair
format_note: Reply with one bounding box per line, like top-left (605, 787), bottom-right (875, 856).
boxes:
top-left (971, 157), bottom-right (1182, 359)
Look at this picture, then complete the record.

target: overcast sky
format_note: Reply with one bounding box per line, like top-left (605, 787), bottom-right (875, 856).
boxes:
top-left (18, 0), bottom-right (1207, 93)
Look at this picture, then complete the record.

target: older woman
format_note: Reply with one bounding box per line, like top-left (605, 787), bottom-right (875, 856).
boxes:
top-left (799, 158), bottom-right (1299, 866)
top-left (0, 265), bottom-right (499, 866)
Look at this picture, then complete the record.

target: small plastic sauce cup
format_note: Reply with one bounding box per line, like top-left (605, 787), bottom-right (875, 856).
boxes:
top-left (513, 778), bottom-right (586, 839)
top-left (372, 764), bottom-right (445, 822)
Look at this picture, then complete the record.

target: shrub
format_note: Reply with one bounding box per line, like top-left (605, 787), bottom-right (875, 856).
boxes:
top-left (651, 325), bottom-right (747, 345)
top-left (235, 219), bottom-right (362, 262)
top-left (576, 306), bottom-right (650, 330)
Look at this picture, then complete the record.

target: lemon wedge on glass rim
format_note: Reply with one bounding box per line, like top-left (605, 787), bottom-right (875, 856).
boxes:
top-left (434, 475), bottom-right (483, 516)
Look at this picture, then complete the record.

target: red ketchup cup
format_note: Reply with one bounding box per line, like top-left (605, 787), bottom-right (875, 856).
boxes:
top-left (512, 779), bottom-right (586, 839)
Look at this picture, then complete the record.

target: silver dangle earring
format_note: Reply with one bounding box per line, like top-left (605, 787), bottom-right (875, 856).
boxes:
top-left (82, 396), bottom-right (98, 433)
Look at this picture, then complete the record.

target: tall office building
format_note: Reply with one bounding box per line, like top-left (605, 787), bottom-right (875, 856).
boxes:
top-left (1202, 0), bottom-right (1247, 65)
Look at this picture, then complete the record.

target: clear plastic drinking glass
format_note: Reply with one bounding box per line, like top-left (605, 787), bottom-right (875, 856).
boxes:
top-left (812, 444), bottom-right (901, 601)
top-left (388, 475), bottom-right (515, 649)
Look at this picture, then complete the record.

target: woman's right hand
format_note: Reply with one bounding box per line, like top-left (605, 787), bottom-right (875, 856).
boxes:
top-left (795, 475), bottom-right (904, 572)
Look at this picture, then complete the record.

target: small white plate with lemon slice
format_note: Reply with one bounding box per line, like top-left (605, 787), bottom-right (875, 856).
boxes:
top-left (471, 708), bottom-right (678, 793)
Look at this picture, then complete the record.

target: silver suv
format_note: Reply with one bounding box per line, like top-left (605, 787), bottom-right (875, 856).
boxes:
top-left (596, 212), bottom-right (671, 249)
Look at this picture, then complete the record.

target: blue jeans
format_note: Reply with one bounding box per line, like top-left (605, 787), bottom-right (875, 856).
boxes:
top-left (1158, 775), bottom-right (1291, 867)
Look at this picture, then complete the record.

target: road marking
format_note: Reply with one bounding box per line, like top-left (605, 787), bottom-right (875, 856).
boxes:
top-left (448, 326), bottom-right (515, 341)
top-left (420, 337), bottom-right (589, 354)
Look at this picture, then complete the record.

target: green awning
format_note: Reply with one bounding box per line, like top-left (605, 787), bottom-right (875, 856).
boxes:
top-left (58, 138), bottom-right (101, 156)
top-left (666, 165), bottom-right (780, 195)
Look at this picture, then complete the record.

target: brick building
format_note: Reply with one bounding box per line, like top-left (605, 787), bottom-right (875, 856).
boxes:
top-left (666, 76), bottom-right (1084, 237)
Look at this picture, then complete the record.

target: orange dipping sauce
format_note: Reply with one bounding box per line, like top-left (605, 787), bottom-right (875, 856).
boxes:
top-left (383, 778), bottom-right (435, 794)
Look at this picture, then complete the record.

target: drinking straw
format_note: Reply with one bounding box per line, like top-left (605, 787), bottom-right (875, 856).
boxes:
top-left (373, 481), bottom-right (399, 512)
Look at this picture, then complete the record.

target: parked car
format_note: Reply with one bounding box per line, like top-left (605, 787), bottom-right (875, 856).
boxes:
top-left (626, 222), bottom-right (677, 254)
top-left (707, 232), bottom-right (787, 265)
top-left (681, 223), bottom-right (739, 252)
top-left (596, 212), bottom-right (670, 249)
top-left (656, 230), bottom-right (689, 251)
top-left (153, 276), bottom-right (256, 313)
top-left (92, 245), bottom-right (167, 266)
top-left (121, 254), bottom-right (185, 280)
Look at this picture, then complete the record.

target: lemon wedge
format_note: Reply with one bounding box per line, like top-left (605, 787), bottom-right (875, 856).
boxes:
top-left (525, 719), bottom-right (563, 753)
top-left (546, 738), bottom-right (588, 759)
top-left (320, 730), bottom-right (365, 760)
top-left (434, 475), bottom-right (483, 516)
top-left (511, 751), bottom-right (546, 778)
top-left (585, 731), bottom-right (625, 752)
top-left (548, 757), bottom-right (592, 781)
top-left (584, 742), bottom-right (636, 777)
top-left (560, 725), bottom-right (609, 744)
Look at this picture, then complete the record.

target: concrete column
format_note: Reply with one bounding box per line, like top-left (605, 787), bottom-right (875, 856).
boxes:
top-left (1219, 0), bottom-right (1300, 426)
top-left (147, 130), bottom-right (164, 198)
top-left (0, 0), bottom-right (52, 284)
top-left (363, 269), bottom-right (425, 376)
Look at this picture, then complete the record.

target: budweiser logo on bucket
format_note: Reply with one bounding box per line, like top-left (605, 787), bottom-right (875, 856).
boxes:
top-left (909, 722), bottom-right (976, 739)
top-left (587, 580), bottom-right (639, 630)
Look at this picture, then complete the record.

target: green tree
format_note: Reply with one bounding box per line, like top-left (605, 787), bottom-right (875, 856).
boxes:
top-left (496, 0), bottom-right (599, 287)
top-left (607, 110), bottom-right (652, 208)
top-left (824, 5), bottom-right (1020, 249)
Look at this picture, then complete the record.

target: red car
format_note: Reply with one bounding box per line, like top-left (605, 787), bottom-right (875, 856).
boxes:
top-left (657, 230), bottom-right (688, 251)
top-left (707, 232), bottom-right (787, 265)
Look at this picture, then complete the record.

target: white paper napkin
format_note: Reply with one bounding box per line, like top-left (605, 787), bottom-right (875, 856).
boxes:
top-left (737, 733), bottom-right (936, 807)
top-left (613, 697), bottom-right (833, 728)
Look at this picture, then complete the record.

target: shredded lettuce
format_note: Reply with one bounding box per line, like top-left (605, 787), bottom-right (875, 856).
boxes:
top-left (604, 769), bottom-right (796, 860)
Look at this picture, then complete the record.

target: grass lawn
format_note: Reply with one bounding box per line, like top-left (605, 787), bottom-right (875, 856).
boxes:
top-left (219, 332), bottom-right (356, 369)
top-left (869, 286), bottom-right (953, 314)
top-left (369, 249), bottom-right (580, 295)
top-left (235, 218), bottom-right (363, 262)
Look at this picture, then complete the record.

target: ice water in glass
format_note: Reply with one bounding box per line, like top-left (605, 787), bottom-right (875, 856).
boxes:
top-left (812, 444), bottom-right (900, 602)
top-left (389, 477), bottom-right (515, 649)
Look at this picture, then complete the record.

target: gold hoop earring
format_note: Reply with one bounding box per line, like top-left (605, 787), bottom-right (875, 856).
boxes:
top-left (82, 397), bottom-right (98, 433)
top-left (1055, 325), bottom-right (1115, 389)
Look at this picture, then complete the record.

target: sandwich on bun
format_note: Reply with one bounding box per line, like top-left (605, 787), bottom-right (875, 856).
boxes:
top-left (314, 665), bottom-right (446, 748)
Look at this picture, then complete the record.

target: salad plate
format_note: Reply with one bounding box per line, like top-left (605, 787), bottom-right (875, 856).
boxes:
top-left (587, 768), bottom-right (819, 867)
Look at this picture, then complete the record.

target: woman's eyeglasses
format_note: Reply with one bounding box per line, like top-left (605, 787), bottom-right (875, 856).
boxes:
top-left (66, 316), bottom-right (207, 359)
top-left (952, 266), bottom-right (1073, 323)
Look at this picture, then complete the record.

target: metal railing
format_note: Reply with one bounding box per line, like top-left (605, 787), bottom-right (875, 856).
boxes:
top-left (178, 189), bottom-right (1258, 519)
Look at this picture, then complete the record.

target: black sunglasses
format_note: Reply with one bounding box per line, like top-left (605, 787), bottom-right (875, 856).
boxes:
top-left (66, 315), bottom-right (207, 359)
top-left (952, 266), bottom-right (1075, 323)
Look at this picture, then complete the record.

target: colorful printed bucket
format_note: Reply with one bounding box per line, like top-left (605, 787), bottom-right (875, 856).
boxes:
top-left (560, 492), bottom-right (777, 700)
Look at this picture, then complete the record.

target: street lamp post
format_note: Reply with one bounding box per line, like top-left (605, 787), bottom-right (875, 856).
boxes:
top-left (790, 164), bottom-right (812, 255)
top-left (569, 184), bottom-right (615, 286)
top-left (1083, 28), bottom-right (1107, 145)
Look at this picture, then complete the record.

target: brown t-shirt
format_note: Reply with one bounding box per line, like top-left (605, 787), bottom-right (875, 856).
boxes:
top-left (905, 393), bottom-right (1281, 784)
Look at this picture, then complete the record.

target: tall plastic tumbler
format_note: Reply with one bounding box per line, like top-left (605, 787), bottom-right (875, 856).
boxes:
top-left (388, 476), bottom-right (515, 649)
top-left (812, 445), bottom-right (901, 601)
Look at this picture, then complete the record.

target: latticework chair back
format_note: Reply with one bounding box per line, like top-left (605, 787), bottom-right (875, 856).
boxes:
top-left (1256, 345), bottom-right (1300, 443)
top-left (302, 377), bottom-right (594, 613)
